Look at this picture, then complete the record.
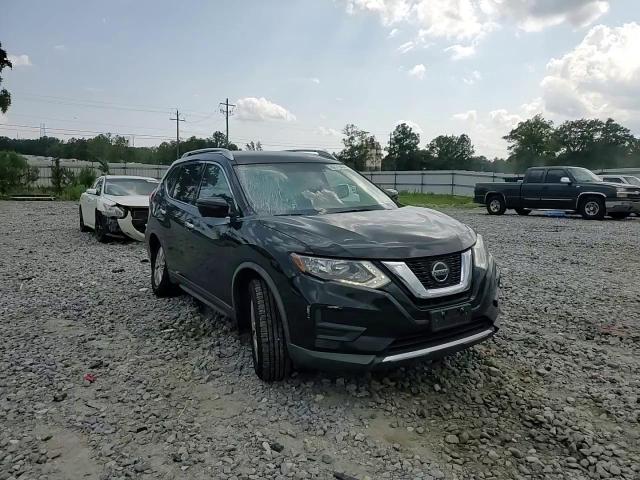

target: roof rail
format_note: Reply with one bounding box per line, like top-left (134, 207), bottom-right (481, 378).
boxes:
top-left (181, 148), bottom-right (234, 160)
top-left (284, 149), bottom-right (338, 160)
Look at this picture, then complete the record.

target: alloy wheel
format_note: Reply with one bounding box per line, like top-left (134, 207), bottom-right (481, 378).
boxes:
top-left (154, 246), bottom-right (166, 286)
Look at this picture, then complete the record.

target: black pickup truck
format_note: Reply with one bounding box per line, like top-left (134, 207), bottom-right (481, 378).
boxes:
top-left (474, 166), bottom-right (640, 220)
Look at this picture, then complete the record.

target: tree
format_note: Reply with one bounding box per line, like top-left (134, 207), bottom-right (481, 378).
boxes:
top-left (425, 134), bottom-right (475, 169)
top-left (210, 131), bottom-right (227, 147)
top-left (0, 43), bottom-right (12, 114)
top-left (384, 123), bottom-right (420, 170)
top-left (337, 124), bottom-right (381, 171)
top-left (245, 141), bottom-right (263, 151)
top-left (503, 115), bottom-right (557, 171)
top-left (0, 151), bottom-right (38, 194)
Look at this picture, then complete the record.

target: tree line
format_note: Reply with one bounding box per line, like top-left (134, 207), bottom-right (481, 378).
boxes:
top-left (1, 115), bottom-right (639, 173)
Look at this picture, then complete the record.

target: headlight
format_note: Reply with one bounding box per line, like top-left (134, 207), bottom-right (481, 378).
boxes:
top-left (103, 204), bottom-right (125, 218)
top-left (616, 187), bottom-right (631, 197)
top-left (473, 234), bottom-right (489, 269)
top-left (290, 254), bottom-right (390, 289)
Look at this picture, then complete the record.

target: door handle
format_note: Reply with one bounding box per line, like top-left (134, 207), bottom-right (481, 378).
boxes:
top-left (185, 222), bottom-right (194, 230)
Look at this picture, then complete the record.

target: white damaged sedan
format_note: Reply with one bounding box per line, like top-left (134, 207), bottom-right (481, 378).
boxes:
top-left (79, 175), bottom-right (159, 242)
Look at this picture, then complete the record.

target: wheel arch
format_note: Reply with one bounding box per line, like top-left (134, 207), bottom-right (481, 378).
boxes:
top-left (576, 191), bottom-right (606, 210)
top-left (231, 263), bottom-right (291, 343)
top-left (484, 191), bottom-right (506, 204)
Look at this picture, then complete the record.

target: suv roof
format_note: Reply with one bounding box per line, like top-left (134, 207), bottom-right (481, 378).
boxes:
top-left (175, 149), bottom-right (341, 166)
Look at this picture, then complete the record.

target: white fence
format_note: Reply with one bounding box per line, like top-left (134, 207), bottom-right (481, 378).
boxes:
top-left (360, 170), bottom-right (519, 196)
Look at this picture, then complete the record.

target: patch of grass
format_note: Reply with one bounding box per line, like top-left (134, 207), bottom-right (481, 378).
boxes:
top-left (399, 192), bottom-right (478, 208)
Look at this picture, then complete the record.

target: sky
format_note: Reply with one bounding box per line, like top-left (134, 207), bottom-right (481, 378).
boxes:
top-left (1, 0), bottom-right (640, 158)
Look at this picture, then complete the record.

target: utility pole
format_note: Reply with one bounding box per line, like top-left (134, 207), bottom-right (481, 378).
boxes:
top-left (170, 109), bottom-right (185, 158)
top-left (219, 98), bottom-right (235, 147)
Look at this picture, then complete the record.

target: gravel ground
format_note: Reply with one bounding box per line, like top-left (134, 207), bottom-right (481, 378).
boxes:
top-left (1, 201), bottom-right (639, 480)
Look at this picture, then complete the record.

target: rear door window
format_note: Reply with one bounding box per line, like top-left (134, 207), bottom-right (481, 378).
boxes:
top-left (169, 163), bottom-right (203, 204)
top-left (545, 169), bottom-right (567, 183)
top-left (525, 170), bottom-right (544, 183)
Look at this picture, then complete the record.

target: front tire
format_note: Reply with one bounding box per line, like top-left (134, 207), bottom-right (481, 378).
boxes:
top-left (79, 206), bottom-right (90, 232)
top-left (94, 212), bottom-right (109, 242)
top-left (151, 243), bottom-right (177, 297)
top-left (486, 195), bottom-right (506, 215)
top-left (248, 278), bottom-right (291, 382)
top-left (579, 196), bottom-right (605, 220)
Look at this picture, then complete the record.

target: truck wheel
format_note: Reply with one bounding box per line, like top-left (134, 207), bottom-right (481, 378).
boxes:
top-left (609, 212), bottom-right (630, 220)
top-left (79, 206), bottom-right (90, 232)
top-left (151, 243), bottom-right (178, 297)
top-left (94, 212), bottom-right (109, 242)
top-left (515, 208), bottom-right (531, 216)
top-left (579, 196), bottom-right (605, 220)
top-left (248, 278), bottom-right (291, 382)
top-left (486, 195), bottom-right (506, 215)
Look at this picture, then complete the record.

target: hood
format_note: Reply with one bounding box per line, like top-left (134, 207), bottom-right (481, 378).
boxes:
top-left (102, 194), bottom-right (150, 208)
top-left (260, 206), bottom-right (476, 260)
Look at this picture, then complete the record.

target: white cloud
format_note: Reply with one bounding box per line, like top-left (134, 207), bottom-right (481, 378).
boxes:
top-left (8, 54), bottom-right (32, 67)
top-left (445, 43), bottom-right (476, 60)
top-left (462, 70), bottom-right (482, 85)
top-left (489, 109), bottom-right (522, 129)
top-left (309, 77), bottom-right (321, 84)
top-left (394, 119), bottom-right (424, 136)
top-left (53, 45), bottom-right (66, 51)
top-left (235, 97), bottom-right (296, 122)
top-left (397, 41), bottom-right (414, 53)
top-left (316, 126), bottom-right (342, 137)
top-left (453, 110), bottom-right (478, 122)
top-left (407, 63), bottom-right (426, 79)
top-left (540, 22), bottom-right (640, 122)
top-left (343, 1), bottom-right (610, 59)
top-left (521, 97), bottom-right (545, 116)
top-left (388, 28), bottom-right (400, 38)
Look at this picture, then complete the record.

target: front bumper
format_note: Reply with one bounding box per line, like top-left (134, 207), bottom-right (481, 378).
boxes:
top-left (102, 209), bottom-right (147, 241)
top-left (606, 199), bottom-right (640, 214)
top-left (285, 258), bottom-right (500, 371)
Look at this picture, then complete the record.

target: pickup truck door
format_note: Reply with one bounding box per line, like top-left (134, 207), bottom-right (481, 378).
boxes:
top-left (539, 168), bottom-right (577, 209)
top-left (520, 169), bottom-right (544, 208)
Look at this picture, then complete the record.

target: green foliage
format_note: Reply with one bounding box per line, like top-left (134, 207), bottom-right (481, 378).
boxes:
top-left (425, 134), bottom-right (475, 169)
top-left (245, 141), bottom-right (263, 151)
top-left (50, 158), bottom-right (76, 194)
top-left (399, 192), bottom-right (476, 208)
top-left (0, 151), bottom-right (39, 194)
top-left (0, 42), bottom-right (12, 114)
top-left (503, 115), bottom-right (557, 171)
top-left (336, 124), bottom-right (381, 171)
top-left (384, 123), bottom-right (421, 170)
top-left (77, 166), bottom-right (97, 187)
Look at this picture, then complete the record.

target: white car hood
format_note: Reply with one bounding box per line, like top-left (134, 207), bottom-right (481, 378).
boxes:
top-left (102, 194), bottom-right (150, 208)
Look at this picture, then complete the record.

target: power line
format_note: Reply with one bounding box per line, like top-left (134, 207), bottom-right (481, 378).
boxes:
top-left (219, 98), bottom-right (236, 147)
top-left (169, 109), bottom-right (186, 158)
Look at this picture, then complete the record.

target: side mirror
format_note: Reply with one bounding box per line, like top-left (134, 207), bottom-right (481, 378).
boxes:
top-left (560, 177), bottom-right (571, 184)
top-left (196, 197), bottom-right (230, 218)
top-left (86, 188), bottom-right (97, 195)
top-left (335, 184), bottom-right (351, 199)
top-left (384, 188), bottom-right (399, 201)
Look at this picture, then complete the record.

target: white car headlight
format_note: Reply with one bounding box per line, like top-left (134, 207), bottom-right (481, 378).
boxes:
top-left (291, 254), bottom-right (390, 289)
top-left (103, 204), bottom-right (125, 218)
top-left (473, 234), bottom-right (489, 269)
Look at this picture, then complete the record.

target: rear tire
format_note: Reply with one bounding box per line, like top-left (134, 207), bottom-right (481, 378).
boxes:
top-left (79, 206), bottom-right (90, 232)
top-left (579, 196), bottom-right (605, 220)
top-left (486, 195), bottom-right (506, 215)
top-left (151, 243), bottom-right (177, 297)
top-left (515, 208), bottom-right (531, 216)
top-left (94, 212), bottom-right (109, 242)
top-left (248, 278), bottom-right (291, 382)
top-left (609, 212), bottom-right (630, 220)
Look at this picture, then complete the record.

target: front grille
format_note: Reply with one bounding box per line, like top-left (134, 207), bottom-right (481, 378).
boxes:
top-left (405, 252), bottom-right (462, 290)
top-left (129, 208), bottom-right (149, 233)
top-left (387, 319), bottom-right (493, 355)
